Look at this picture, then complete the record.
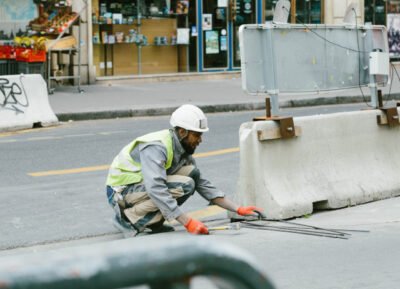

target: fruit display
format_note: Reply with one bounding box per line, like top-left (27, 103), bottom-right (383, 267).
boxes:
top-left (14, 36), bottom-right (48, 51)
top-left (29, 1), bottom-right (77, 35)
top-left (29, 11), bottom-right (78, 34)
top-left (13, 36), bottom-right (47, 62)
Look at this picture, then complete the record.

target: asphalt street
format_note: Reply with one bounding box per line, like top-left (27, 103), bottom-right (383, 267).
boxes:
top-left (1, 104), bottom-right (399, 289)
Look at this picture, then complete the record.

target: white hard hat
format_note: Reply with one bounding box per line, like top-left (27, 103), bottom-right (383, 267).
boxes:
top-left (170, 104), bottom-right (209, 132)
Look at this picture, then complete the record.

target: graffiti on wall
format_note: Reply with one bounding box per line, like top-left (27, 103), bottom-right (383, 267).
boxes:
top-left (0, 77), bottom-right (29, 114)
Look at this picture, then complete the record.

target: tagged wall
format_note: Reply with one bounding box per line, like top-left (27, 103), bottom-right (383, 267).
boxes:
top-left (236, 109), bottom-right (400, 219)
top-left (0, 74), bottom-right (58, 132)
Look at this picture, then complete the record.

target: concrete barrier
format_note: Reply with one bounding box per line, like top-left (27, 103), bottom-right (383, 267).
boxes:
top-left (0, 74), bottom-right (58, 132)
top-left (236, 109), bottom-right (400, 219)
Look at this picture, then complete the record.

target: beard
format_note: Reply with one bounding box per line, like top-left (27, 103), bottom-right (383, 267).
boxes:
top-left (181, 138), bottom-right (196, 155)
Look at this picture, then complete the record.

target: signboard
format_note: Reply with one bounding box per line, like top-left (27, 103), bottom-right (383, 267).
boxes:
top-left (239, 23), bottom-right (389, 95)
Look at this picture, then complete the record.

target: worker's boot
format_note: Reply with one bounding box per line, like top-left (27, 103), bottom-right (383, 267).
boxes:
top-left (148, 219), bottom-right (175, 234)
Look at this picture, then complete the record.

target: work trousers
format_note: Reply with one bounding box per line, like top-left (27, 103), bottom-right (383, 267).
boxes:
top-left (107, 165), bottom-right (198, 232)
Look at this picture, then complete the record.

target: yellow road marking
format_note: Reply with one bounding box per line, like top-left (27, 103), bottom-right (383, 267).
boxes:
top-left (0, 131), bottom-right (126, 143)
top-left (194, 147), bottom-right (239, 158)
top-left (0, 126), bottom-right (56, 138)
top-left (29, 165), bottom-right (110, 177)
top-left (28, 147), bottom-right (240, 177)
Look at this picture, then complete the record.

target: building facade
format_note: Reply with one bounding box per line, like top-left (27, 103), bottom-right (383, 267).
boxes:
top-left (1, 0), bottom-right (398, 83)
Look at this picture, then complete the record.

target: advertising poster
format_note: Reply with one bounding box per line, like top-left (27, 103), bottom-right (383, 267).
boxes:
top-left (202, 14), bottom-right (212, 30)
top-left (387, 13), bottom-right (400, 56)
top-left (218, 0), bottom-right (228, 7)
top-left (191, 25), bottom-right (198, 36)
top-left (176, 0), bottom-right (189, 14)
top-left (205, 30), bottom-right (219, 54)
top-left (177, 28), bottom-right (190, 44)
top-left (220, 35), bottom-right (227, 51)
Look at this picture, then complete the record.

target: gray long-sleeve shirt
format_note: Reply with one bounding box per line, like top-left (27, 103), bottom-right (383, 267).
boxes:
top-left (129, 129), bottom-right (225, 220)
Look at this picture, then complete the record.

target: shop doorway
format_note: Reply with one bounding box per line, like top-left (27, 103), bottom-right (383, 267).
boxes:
top-left (200, 0), bottom-right (257, 70)
top-left (201, 0), bottom-right (229, 69)
top-left (265, 1), bottom-right (323, 24)
top-left (290, 0), bottom-right (324, 24)
top-left (232, 0), bottom-right (256, 67)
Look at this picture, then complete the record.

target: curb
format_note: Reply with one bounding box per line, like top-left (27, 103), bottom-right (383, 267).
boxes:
top-left (56, 93), bottom-right (400, 122)
top-left (56, 102), bottom-right (267, 121)
top-left (95, 71), bottom-right (241, 85)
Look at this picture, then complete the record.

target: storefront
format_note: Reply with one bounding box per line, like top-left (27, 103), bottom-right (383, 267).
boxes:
top-left (0, 0), bottom-right (327, 80)
top-left (4, 0), bottom-right (398, 80)
top-left (91, 0), bottom-right (262, 76)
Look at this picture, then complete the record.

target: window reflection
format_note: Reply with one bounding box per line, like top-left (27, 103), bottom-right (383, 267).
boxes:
top-left (265, 0), bottom-right (322, 24)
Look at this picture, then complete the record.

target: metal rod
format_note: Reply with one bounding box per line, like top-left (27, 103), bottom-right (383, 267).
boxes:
top-left (242, 222), bottom-right (348, 237)
top-left (265, 219), bottom-right (355, 236)
top-left (378, 89), bottom-right (383, 107)
top-left (266, 97), bottom-right (271, 118)
top-left (209, 223), bottom-right (241, 231)
top-left (240, 223), bottom-right (349, 239)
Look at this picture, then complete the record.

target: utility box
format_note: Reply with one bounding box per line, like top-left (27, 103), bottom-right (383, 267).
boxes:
top-left (369, 51), bottom-right (390, 76)
top-left (239, 23), bottom-right (389, 95)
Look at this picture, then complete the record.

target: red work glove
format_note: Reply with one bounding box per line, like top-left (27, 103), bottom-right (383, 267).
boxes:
top-left (184, 218), bottom-right (209, 235)
top-left (237, 206), bottom-right (263, 216)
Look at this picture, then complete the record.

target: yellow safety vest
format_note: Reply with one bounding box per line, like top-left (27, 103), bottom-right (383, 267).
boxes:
top-left (106, 129), bottom-right (174, 186)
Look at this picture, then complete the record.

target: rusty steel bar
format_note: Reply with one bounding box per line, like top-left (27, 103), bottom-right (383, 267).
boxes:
top-left (0, 237), bottom-right (275, 289)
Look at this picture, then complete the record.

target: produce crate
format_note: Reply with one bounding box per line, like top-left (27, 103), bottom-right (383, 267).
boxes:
top-left (0, 60), bottom-right (7, 75)
top-left (17, 62), bottom-right (45, 77)
top-left (0, 60), bottom-right (18, 75)
top-left (8, 59), bottom-right (18, 74)
top-left (0, 45), bottom-right (14, 59)
top-left (16, 48), bottom-right (46, 62)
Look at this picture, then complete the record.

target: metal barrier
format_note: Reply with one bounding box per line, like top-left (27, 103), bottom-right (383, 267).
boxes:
top-left (0, 237), bottom-right (275, 289)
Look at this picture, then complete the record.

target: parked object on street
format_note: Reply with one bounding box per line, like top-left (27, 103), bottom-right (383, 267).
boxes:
top-left (235, 3), bottom-right (398, 220)
top-left (236, 108), bottom-right (400, 220)
top-left (239, 22), bottom-right (389, 115)
top-left (106, 104), bottom-right (262, 236)
top-left (0, 74), bottom-right (58, 132)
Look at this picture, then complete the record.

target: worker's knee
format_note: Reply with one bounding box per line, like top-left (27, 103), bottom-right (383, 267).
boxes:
top-left (175, 165), bottom-right (200, 184)
top-left (181, 177), bottom-right (196, 195)
top-left (188, 166), bottom-right (200, 185)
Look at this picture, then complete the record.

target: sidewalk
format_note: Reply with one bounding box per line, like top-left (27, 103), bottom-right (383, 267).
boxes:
top-left (49, 72), bottom-right (400, 121)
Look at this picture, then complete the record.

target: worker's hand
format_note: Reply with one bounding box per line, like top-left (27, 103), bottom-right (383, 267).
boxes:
top-left (237, 206), bottom-right (263, 216)
top-left (184, 218), bottom-right (209, 235)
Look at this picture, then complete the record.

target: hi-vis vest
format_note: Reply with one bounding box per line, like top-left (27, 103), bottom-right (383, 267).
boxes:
top-left (106, 129), bottom-right (174, 186)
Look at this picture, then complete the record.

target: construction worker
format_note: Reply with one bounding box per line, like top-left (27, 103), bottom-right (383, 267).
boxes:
top-left (106, 104), bottom-right (262, 236)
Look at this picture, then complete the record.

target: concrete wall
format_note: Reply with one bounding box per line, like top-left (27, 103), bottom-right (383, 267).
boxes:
top-left (235, 109), bottom-right (400, 219)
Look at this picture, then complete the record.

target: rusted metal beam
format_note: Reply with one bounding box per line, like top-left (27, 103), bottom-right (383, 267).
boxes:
top-left (0, 237), bottom-right (274, 289)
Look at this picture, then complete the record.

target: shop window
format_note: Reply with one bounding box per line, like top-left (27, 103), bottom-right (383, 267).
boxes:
top-left (364, 0), bottom-right (386, 25)
top-left (265, 0), bottom-right (279, 22)
top-left (294, 0), bottom-right (322, 24)
top-left (265, 0), bottom-right (323, 24)
top-left (92, 0), bottom-right (192, 76)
